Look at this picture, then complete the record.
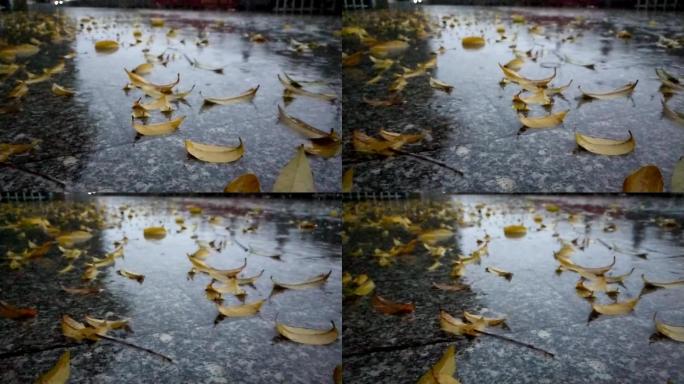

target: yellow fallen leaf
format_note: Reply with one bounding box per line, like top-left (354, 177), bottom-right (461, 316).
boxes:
top-left (655, 68), bottom-right (682, 90)
top-left (133, 116), bottom-right (185, 136)
top-left (117, 269), bottom-right (145, 283)
top-left (125, 70), bottom-right (180, 93)
top-left (672, 157), bottom-right (684, 193)
top-left (56, 230), bottom-right (93, 248)
top-left (461, 36), bottom-right (485, 49)
top-left (207, 279), bottom-right (245, 297)
top-left (342, 168), bottom-right (353, 192)
top-left (7, 81), bottom-right (29, 99)
top-left (0, 140), bottom-right (39, 162)
top-left (463, 311), bottom-right (506, 327)
top-left (224, 173), bottom-right (261, 192)
top-left (276, 322), bottom-right (338, 345)
top-left (575, 131), bottom-right (635, 156)
top-left (616, 30), bottom-right (632, 39)
top-left (272, 145), bottom-right (315, 193)
top-left (579, 81), bottom-right (638, 100)
top-left (188, 256), bottom-right (247, 280)
top-left (369, 40), bottom-right (409, 58)
top-left (272, 270), bottom-right (331, 290)
top-left (0, 44), bottom-right (40, 60)
top-left (216, 299), bottom-right (264, 317)
top-left (35, 351), bottom-right (70, 384)
top-left (84, 316), bottom-right (129, 332)
top-left (379, 129), bottom-right (423, 144)
top-left (278, 74), bottom-right (336, 101)
top-left (419, 228), bottom-right (454, 245)
top-left (499, 64), bottom-right (556, 87)
top-left (143, 226), bottom-right (166, 239)
top-left (512, 14), bottom-right (525, 23)
top-left (546, 80), bottom-right (573, 95)
top-left (655, 315), bottom-right (684, 342)
top-left (353, 279), bottom-right (375, 296)
top-left (503, 224), bottom-right (526, 238)
top-left (132, 62), bottom-right (153, 75)
top-left (94, 40), bottom-right (119, 52)
top-left (81, 266), bottom-right (99, 282)
top-left (623, 165), bottom-right (664, 192)
top-left (518, 110), bottom-right (568, 129)
top-left (429, 77), bottom-right (454, 93)
top-left (440, 310), bottom-right (480, 336)
top-left (516, 89), bottom-right (551, 106)
top-left (278, 105), bottom-right (338, 141)
top-left (150, 17), bottom-right (165, 27)
top-left (51, 83), bottom-right (75, 97)
top-left (304, 139), bottom-right (341, 158)
top-left (342, 51), bottom-right (364, 67)
top-left (485, 266), bottom-right (513, 280)
top-left (202, 85), bottom-right (259, 105)
top-left (503, 56), bottom-right (524, 71)
top-left (642, 274), bottom-right (684, 289)
top-left (389, 76), bottom-right (407, 93)
top-left (185, 138), bottom-right (244, 163)
top-left (591, 297), bottom-right (638, 315)
top-left (418, 345), bottom-right (459, 384)
top-left (662, 99), bottom-right (684, 125)
top-left (61, 314), bottom-right (99, 342)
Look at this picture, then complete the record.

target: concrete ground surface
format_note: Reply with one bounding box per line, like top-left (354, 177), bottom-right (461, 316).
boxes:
top-left (343, 194), bottom-right (684, 383)
top-left (0, 7), bottom-right (341, 192)
top-left (0, 195), bottom-right (341, 383)
top-left (343, 6), bottom-right (684, 193)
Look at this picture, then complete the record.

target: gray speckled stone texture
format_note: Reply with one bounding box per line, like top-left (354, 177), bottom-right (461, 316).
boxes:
top-left (0, 7), bottom-right (341, 192)
top-left (0, 196), bottom-right (341, 383)
top-left (343, 6), bottom-right (684, 193)
top-left (343, 195), bottom-right (684, 383)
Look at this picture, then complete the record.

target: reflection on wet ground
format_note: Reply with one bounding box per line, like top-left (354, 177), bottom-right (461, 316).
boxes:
top-left (343, 6), bottom-right (684, 193)
top-left (0, 196), bottom-right (341, 383)
top-left (0, 7), bottom-right (341, 192)
top-left (343, 195), bottom-right (684, 383)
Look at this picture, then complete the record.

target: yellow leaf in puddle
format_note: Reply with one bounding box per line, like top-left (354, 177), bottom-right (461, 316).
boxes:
top-left (272, 270), bottom-right (331, 290)
top-left (51, 84), bottom-right (75, 97)
top-left (461, 36), bottom-right (485, 49)
top-left (518, 110), bottom-right (568, 129)
top-left (272, 145), bottom-right (315, 193)
top-left (276, 322), bottom-right (338, 345)
top-left (56, 230), bottom-right (92, 248)
top-left (485, 266), bottom-right (513, 280)
top-left (150, 17), bottom-right (165, 27)
top-left (224, 173), bottom-right (261, 193)
top-left (430, 77), bottom-right (454, 93)
top-left (499, 64), bottom-right (556, 87)
top-left (655, 315), bottom-right (684, 342)
top-left (516, 89), bottom-right (551, 106)
top-left (117, 269), bottom-right (145, 283)
top-left (655, 68), bottom-right (682, 90)
top-left (278, 75), bottom-right (336, 101)
top-left (503, 56), bottom-right (524, 71)
top-left (369, 40), bottom-right (409, 58)
top-left (623, 165), bottom-right (664, 192)
top-left (216, 299), bottom-right (264, 317)
top-left (133, 95), bottom-right (173, 112)
top-left (418, 345), bottom-right (459, 384)
top-left (277, 105), bottom-right (338, 141)
top-left (207, 279), bottom-right (245, 296)
top-left (503, 224), bottom-right (526, 238)
top-left (185, 138), bottom-right (244, 163)
top-left (642, 274), bottom-right (684, 289)
top-left (546, 80), bottom-right (573, 95)
top-left (511, 14), bottom-right (525, 23)
top-left (591, 297), bottom-right (638, 315)
top-left (616, 30), bottom-right (632, 39)
top-left (202, 85), bottom-right (259, 105)
top-left (575, 131), bottom-right (635, 156)
top-left (342, 168), bottom-right (353, 192)
top-left (35, 351), bottom-right (70, 384)
top-left (143, 226), bottom-right (166, 239)
top-left (94, 40), bottom-right (119, 52)
top-left (133, 116), bottom-right (185, 136)
top-left (579, 81), bottom-right (638, 100)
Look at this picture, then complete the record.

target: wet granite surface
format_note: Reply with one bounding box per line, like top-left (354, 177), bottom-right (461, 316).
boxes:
top-left (343, 195), bottom-right (684, 383)
top-left (0, 196), bottom-right (341, 383)
top-left (343, 6), bottom-right (684, 193)
top-left (0, 7), bottom-right (341, 192)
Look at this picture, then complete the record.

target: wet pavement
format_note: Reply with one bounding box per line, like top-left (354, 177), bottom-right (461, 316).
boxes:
top-left (0, 7), bottom-right (341, 192)
top-left (343, 6), bottom-right (684, 193)
top-left (0, 195), bottom-right (341, 383)
top-left (342, 194), bottom-right (684, 383)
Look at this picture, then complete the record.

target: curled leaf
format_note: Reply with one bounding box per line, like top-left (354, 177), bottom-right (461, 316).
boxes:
top-left (579, 81), bottom-right (638, 100)
top-left (51, 84), bottom-right (75, 97)
top-left (642, 274), bottom-right (684, 289)
top-left (224, 173), bottom-right (261, 193)
top-left (272, 270), bottom-right (331, 290)
top-left (94, 40), bottom-right (119, 52)
top-left (202, 85), bottom-right (259, 105)
top-left (117, 269), bottom-right (145, 283)
top-left (276, 321), bottom-right (338, 345)
top-left (185, 138), bottom-right (244, 163)
top-left (462, 36), bottom-right (485, 49)
top-left (518, 110), bottom-right (568, 129)
top-left (133, 116), bottom-right (185, 136)
top-left (485, 266), bottom-right (513, 280)
top-left (342, 168), bottom-right (353, 192)
top-left (143, 226), bottom-right (166, 239)
top-left (277, 105), bottom-right (337, 141)
top-left (369, 40), bottom-right (409, 58)
top-left (418, 228), bottom-right (453, 245)
top-left (623, 165), bottom-right (664, 192)
top-left (418, 345), bottom-right (459, 384)
top-left (0, 300), bottom-right (37, 320)
top-left (56, 230), bottom-right (92, 248)
top-left (591, 297), bottom-right (638, 315)
top-left (216, 299), bottom-right (264, 317)
top-left (575, 131), bottom-right (635, 156)
top-left (662, 99), bottom-right (684, 125)
top-left (503, 224), bottom-right (526, 238)
top-left (655, 315), bottom-right (684, 342)
top-left (429, 77), bottom-right (454, 93)
top-left (132, 62), bottom-right (153, 75)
